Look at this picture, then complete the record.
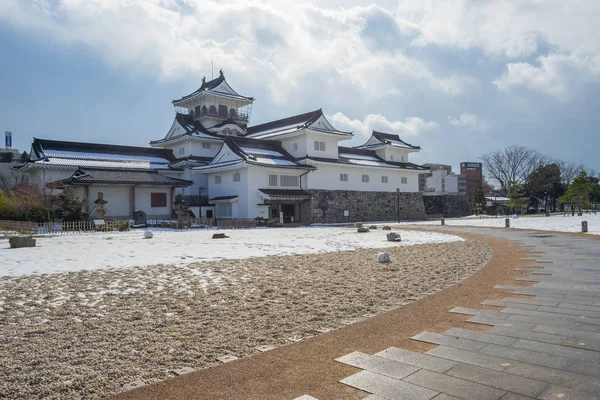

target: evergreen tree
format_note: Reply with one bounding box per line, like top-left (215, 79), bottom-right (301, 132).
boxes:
top-left (472, 186), bottom-right (487, 215)
top-left (560, 172), bottom-right (594, 215)
top-left (506, 181), bottom-right (529, 215)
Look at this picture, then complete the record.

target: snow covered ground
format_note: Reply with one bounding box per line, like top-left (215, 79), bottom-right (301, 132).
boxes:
top-left (402, 213), bottom-right (600, 234)
top-left (0, 227), bottom-right (462, 277)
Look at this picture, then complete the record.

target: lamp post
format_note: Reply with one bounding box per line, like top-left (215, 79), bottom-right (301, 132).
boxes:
top-left (396, 188), bottom-right (400, 223)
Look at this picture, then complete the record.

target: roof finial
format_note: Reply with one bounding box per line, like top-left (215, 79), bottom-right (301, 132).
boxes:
top-left (201, 76), bottom-right (206, 84)
top-left (219, 69), bottom-right (224, 77)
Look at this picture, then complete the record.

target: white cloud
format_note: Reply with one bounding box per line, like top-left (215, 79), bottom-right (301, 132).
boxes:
top-left (447, 113), bottom-right (489, 132)
top-left (328, 112), bottom-right (438, 142)
top-left (493, 53), bottom-right (600, 99)
top-left (0, 0), bottom-right (470, 106)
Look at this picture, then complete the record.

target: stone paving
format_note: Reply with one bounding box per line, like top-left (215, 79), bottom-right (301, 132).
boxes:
top-left (305, 228), bottom-right (600, 400)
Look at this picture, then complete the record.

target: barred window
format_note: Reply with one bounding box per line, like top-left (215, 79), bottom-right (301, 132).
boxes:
top-left (269, 174), bottom-right (278, 186)
top-left (233, 172), bottom-right (240, 182)
top-left (381, 176), bottom-right (388, 183)
top-left (215, 175), bottom-right (222, 184)
top-left (314, 141), bottom-right (326, 151)
top-left (216, 203), bottom-right (232, 218)
top-left (362, 174), bottom-right (369, 183)
top-left (293, 143), bottom-right (298, 151)
top-left (280, 175), bottom-right (299, 187)
top-left (401, 177), bottom-right (408, 184)
top-left (202, 142), bottom-right (211, 149)
top-left (178, 147), bottom-right (185, 155)
top-left (340, 173), bottom-right (348, 182)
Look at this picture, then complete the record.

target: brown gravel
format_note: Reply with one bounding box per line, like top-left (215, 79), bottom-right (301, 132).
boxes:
top-left (0, 238), bottom-right (489, 399)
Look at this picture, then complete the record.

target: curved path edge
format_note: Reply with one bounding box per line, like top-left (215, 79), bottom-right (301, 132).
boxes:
top-left (110, 228), bottom-right (547, 400)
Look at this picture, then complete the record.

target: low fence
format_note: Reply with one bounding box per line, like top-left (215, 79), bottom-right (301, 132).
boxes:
top-left (311, 214), bottom-right (430, 224)
top-left (0, 219), bottom-right (130, 234)
top-left (146, 218), bottom-right (213, 229)
top-left (213, 218), bottom-right (278, 229)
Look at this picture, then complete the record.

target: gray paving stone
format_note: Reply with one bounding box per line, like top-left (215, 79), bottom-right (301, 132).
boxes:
top-left (538, 384), bottom-right (598, 400)
top-left (426, 346), bottom-right (514, 371)
top-left (411, 332), bottom-right (486, 352)
top-left (511, 338), bottom-right (600, 361)
top-left (335, 352), bottom-right (420, 380)
top-left (576, 322), bottom-right (600, 332)
top-left (500, 307), bottom-right (571, 321)
top-left (537, 305), bottom-right (600, 319)
top-left (402, 369), bottom-right (506, 400)
top-left (534, 324), bottom-right (600, 341)
top-left (450, 307), bottom-right (507, 319)
top-left (482, 300), bottom-right (540, 311)
top-left (340, 370), bottom-right (438, 400)
top-left (503, 363), bottom-right (600, 394)
top-left (488, 326), bottom-right (565, 345)
top-left (362, 395), bottom-right (387, 400)
top-left (444, 363), bottom-right (549, 398)
top-left (432, 395), bottom-right (461, 400)
top-left (565, 359), bottom-right (600, 378)
top-left (502, 297), bottom-right (559, 307)
top-left (558, 302), bottom-right (600, 312)
top-left (505, 314), bottom-right (578, 329)
top-left (498, 394), bottom-right (534, 400)
top-left (561, 335), bottom-right (600, 351)
top-left (478, 343), bottom-right (570, 369)
top-left (442, 328), bottom-right (517, 346)
top-left (375, 347), bottom-right (456, 373)
top-left (467, 316), bottom-right (537, 330)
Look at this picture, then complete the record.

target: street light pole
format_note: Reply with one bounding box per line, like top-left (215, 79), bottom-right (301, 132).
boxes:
top-left (396, 188), bottom-right (400, 223)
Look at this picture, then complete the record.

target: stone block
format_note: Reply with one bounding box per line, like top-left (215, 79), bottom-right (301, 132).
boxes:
top-left (9, 236), bottom-right (36, 248)
top-left (382, 226), bottom-right (391, 230)
top-left (375, 347), bottom-right (456, 373)
top-left (122, 379), bottom-right (146, 391)
top-left (377, 252), bottom-right (390, 263)
top-left (340, 370), bottom-right (438, 400)
top-left (386, 232), bottom-right (401, 242)
top-left (403, 369), bottom-right (507, 400)
top-left (212, 233), bottom-right (229, 239)
top-left (143, 230), bottom-right (153, 239)
top-left (357, 228), bottom-right (370, 233)
top-left (216, 354), bottom-right (238, 363)
top-left (369, 225), bottom-right (377, 229)
top-left (335, 351), bottom-right (419, 380)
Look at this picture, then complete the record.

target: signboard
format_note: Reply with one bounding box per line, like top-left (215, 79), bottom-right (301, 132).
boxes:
top-left (460, 162), bottom-right (482, 170)
top-left (279, 212), bottom-right (284, 224)
top-left (343, 210), bottom-right (349, 217)
top-left (5, 131), bottom-right (12, 149)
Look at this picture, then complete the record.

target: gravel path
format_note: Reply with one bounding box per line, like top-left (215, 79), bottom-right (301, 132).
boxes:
top-left (0, 238), bottom-right (490, 399)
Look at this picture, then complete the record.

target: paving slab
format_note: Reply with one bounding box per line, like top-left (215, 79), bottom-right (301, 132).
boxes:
top-left (374, 347), bottom-right (456, 373)
top-left (426, 346), bottom-right (514, 372)
top-left (538, 384), bottom-right (599, 400)
top-left (482, 300), bottom-right (540, 311)
top-left (340, 370), bottom-right (438, 400)
top-left (564, 359), bottom-right (600, 378)
top-left (498, 393), bottom-right (534, 400)
top-left (335, 352), bottom-right (419, 380)
top-left (444, 363), bottom-right (549, 398)
top-left (411, 332), bottom-right (487, 352)
top-left (402, 369), bottom-right (507, 400)
top-left (502, 298), bottom-right (559, 307)
top-left (487, 326), bottom-right (565, 345)
top-left (504, 362), bottom-right (600, 394)
top-left (450, 307), bottom-right (507, 319)
top-left (442, 328), bottom-right (517, 346)
top-left (511, 338), bottom-right (600, 361)
top-left (478, 343), bottom-right (570, 369)
top-left (467, 316), bottom-right (537, 330)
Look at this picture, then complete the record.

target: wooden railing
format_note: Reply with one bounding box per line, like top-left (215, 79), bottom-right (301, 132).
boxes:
top-left (0, 219), bottom-right (131, 234)
top-left (146, 218), bottom-right (213, 229)
top-left (214, 218), bottom-right (277, 229)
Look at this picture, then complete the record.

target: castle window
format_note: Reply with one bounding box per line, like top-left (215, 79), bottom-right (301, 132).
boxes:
top-left (215, 175), bottom-right (222, 184)
top-left (233, 172), bottom-right (240, 182)
top-left (218, 105), bottom-right (227, 118)
top-left (401, 177), bottom-right (408, 184)
top-left (229, 108), bottom-right (237, 118)
top-left (293, 143), bottom-right (298, 151)
top-left (178, 147), bottom-right (185, 155)
top-left (202, 105), bottom-right (207, 116)
top-left (314, 141), bottom-right (326, 151)
top-left (202, 142), bottom-right (211, 149)
top-left (340, 173), bottom-right (348, 182)
top-left (194, 106), bottom-right (201, 118)
top-left (381, 176), bottom-right (388, 183)
top-left (269, 174), bottom-right (278, 186)
top-left (280, 175), bottom-right (299, 187)
top-left (362, 174), bottom-right (369, 183)
top-left (209, 105), bottom-right (217, 115)
top-left (216, 203), bottom-right (232, 218)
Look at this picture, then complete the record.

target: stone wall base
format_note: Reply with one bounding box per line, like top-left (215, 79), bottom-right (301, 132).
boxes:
top-left (422, 194), bottom-right (470, 218)
top-left (306, 190), bottom-right (426, 223)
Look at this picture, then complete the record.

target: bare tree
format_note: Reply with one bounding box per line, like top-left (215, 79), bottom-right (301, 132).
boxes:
top-left (481, 146), bottom-right (545, 190)
top-left (556, 161), bottom-right (583, 186)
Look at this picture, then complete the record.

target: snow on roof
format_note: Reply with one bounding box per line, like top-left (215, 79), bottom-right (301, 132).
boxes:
top-left (43, 149), bottom-right (170, 164)
top-left (37, 158), bottom-right (170, 169)
top-left (240, 147), bottom-right (285, 157)
top-left (252, 157), bottom-right (299, 166)
top-left (192, 160), bottom-right (244, 171)
top-left (339, 152), bottom-right (379, 161)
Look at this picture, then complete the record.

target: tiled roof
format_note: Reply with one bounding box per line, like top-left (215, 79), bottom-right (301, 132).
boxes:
top-left (31, 138), bottom-right (175, 170)
top-left (226, 137), bottom-right (316, 169)
top-left (209, 195), bottom-right (238, 201)
top-left (300, 147), bottom-right (429, 171)
top-left (61, 167), bottom-right (192, 186)
top-left (150, 113), bottom-right (217, 144)
top-left (173, 71), bottom-right (254, 103)
top-left (365, 131), bottom-right (421, 150)
top-left (259, 189), bottom-right (312, 197)
top-left (246, 109), bottom-right (351, 138)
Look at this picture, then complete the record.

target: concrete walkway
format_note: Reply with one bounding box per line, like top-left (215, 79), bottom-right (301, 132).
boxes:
top-left (333, 227), bottom-right (600, 400)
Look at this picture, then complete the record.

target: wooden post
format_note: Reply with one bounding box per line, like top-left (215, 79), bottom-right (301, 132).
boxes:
top-left (582, 221), bottom-right (588, 233)
top-left (505, 218), bottom-right (510, 228)
top-left (441, 217), bottom-right (445, 225)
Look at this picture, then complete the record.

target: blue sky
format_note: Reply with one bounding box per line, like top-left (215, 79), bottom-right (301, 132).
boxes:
top-left (1, 0), bottom-right (599, 173)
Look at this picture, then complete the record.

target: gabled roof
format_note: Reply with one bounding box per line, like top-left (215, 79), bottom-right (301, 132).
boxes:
top-left (150, 113), bottom-right (218, 145)
top-left (299, 146), bottom-right (429, 171)
top-left (60, 167), bottom-right (192, 187)
top-left (30, 138), bottom-right (175, 170)
top-left (246, 109), bottom-right (352, 138)
top-left (193, 137), bottom-right (315, 172)
top-left (209, 118), bottom-right (248, 131)
top-left (172, 70), bottom-right (254, 103)
top-left (357, 131), bottom-right (421, 150)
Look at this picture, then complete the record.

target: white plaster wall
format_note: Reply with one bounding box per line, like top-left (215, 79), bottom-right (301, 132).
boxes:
top-left (91, 185), bottom-right (131, 218)
top-left (305, 134), bottom-right (340, 159)
top-left (204, 167), bottom-right (248, 218)
top-left (30, 167), bottom-right (76, 191)
top-left (246, 166), bottom-right (305, 218)
top-left (382, 147), bottom-right (412, 163)
top-left (279, 136), bottom-right (308, 159)
top-left (189, 139), bottom-right (221, 158)
top-left (134, 186), bottom-right (172, 218)
top-left (305, 164), bottom-right (419, 192)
